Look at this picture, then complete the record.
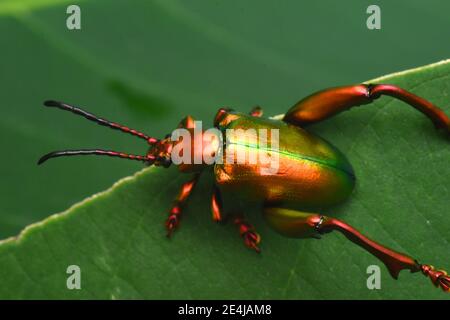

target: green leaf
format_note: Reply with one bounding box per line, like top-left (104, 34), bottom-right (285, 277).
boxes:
top-left (0, 60), bottom-right (449, 299)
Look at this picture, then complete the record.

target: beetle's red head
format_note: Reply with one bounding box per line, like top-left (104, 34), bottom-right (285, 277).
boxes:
top-left (145, 135), bottom-right (174, 168)
top-left (37, 100), bottom-right (175, 168)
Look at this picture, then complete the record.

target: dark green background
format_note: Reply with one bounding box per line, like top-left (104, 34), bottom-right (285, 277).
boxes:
top-left (0, 0), bottom-right (449, 239)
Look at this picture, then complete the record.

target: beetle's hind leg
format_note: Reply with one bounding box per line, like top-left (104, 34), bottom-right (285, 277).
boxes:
top-left (166, 173), bottom-right (201, 237)
top-left (264, 207), bottom-right (450, 292)
top-left (283, 84), bottom-right (450, 136)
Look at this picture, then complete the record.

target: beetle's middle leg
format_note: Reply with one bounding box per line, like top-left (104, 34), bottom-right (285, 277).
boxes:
top-left (264, 207), bottom-right (450, 292)
top-left (234, 215), bottom-right (261, 253)
top-left (283, 84), bottom-right (450, 135)
top-left (210, 186), bottom-right (261, 252)
top-left (166, 173), bottom-right (201, 237)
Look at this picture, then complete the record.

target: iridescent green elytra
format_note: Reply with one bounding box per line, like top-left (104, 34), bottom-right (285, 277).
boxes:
top-left (214, 111), bottom-right (355, 207)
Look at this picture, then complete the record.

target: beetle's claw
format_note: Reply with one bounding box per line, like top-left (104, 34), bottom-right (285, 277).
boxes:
top-left (243, 231), bottom-right (261, 253)
top-left (234, 218), bottom-right (261, 253)
top-left (421, 264), bottom-right (450, 292)
top-left (165, 215), bottom-right (179, 237)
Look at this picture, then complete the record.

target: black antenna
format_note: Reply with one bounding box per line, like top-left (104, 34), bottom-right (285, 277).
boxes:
top-left (38, 149), bottom-right (156, 165)
top-left (43, 100), bottom-right (158, 144)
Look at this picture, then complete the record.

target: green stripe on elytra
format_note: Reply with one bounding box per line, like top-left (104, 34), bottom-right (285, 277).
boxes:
top-left (226, 141), bottom-right (354, 178)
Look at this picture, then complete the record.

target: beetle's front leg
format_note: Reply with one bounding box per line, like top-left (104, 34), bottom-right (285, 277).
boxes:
top-left (283, 84), bottom-right (450, 136)
top-left (264, 207), bottom-right (450, 292)
top-left (166, 173), bottom-right (201, 237)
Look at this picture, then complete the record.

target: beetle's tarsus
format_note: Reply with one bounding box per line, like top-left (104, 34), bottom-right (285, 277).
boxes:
top-left (420, 264), bottom-right (450, 292)
top-left (243, 230), bottom-right (261, 253)
top-left (242, 230), bottom-right (261, 253)
top-left (165, 214), bottom-right (179, 237)
top-left (165, 213), bottom-right (179, 237)
top-left (164, 173), bottom-right (202, 237)
top-left (234, 217), bottom-right (261, 252)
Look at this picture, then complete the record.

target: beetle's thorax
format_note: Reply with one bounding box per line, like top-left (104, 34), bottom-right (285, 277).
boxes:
top-left (173, 128), bottom-right (221, 173)
top-left (147, 108), bottom-right (246, 172)
top-left (148, 117), bottom-right (223, 172)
